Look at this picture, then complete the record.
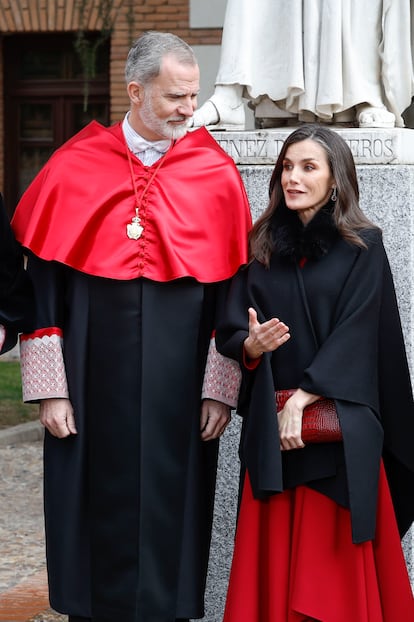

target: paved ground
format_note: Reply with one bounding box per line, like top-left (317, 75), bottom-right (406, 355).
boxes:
top-left (0, 424), bottom-right (65, 621)
top-left (0, 346), bottom-right (59, 620)
top-left (0, 441), bottom-right (44, 592)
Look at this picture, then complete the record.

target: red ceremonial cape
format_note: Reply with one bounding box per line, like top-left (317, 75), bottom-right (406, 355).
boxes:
top-left (12, 122), bottom-right (251, 282)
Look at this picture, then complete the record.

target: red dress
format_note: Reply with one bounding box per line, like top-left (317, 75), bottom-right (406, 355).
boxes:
top-left (223, 463), bottom-right (414, 622)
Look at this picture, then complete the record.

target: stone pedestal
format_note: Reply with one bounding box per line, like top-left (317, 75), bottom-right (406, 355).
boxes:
top-left (203, 128), bottom-right (414, 622)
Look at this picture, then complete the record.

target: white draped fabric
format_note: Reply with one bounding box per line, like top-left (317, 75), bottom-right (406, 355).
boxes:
top-left (215, 0), bottom-right (414, 126)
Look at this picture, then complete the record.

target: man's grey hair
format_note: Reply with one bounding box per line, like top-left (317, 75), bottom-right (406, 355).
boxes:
top-left (125, 31), bottom-right (198, 85)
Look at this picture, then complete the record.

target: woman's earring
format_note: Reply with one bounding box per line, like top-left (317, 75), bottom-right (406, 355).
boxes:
top-left (331, 187), bottom-right (337, 202)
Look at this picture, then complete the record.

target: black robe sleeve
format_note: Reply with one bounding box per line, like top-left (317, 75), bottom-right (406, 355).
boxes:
top-left (0, 195), bottom-right (33, 353)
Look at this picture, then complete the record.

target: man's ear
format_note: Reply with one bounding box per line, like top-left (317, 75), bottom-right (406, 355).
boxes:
top-left (127, 81), bottom-right (144, 105)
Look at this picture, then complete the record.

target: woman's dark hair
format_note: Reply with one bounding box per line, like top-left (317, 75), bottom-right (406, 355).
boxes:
top-left (249, 124), bottom-right (378, 266)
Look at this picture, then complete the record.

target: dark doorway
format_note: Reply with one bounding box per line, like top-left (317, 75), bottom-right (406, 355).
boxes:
top-left (3, 33), bottom-right (110, 214)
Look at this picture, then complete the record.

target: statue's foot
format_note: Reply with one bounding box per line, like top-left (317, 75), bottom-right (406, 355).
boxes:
top-left (253, 98), bottom-right (297, 128)
top-left (191, 95), bottom-right (245, 130)
top-left (357, 105), bottom-right (395, 128)
top-left (298, 110), bottom-right (317, 123)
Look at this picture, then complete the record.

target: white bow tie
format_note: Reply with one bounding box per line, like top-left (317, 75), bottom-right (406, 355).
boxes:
top-left (130, 136), bottom-right (171, 154)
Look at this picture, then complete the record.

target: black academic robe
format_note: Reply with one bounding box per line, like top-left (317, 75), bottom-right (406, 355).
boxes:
top-left (28, 254), bottom-right (228, 621)
top-left (216, 207), bottom-right (414, 544)
top-left (0, 194), bottom-right (33, 352)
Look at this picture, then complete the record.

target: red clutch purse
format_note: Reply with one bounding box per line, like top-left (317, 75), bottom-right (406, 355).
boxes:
top-left (275, 389), bottom-right (342, 443)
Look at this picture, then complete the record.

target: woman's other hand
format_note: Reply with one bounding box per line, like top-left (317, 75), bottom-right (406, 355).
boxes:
top-left (277, 388), bottom-right (320, 451)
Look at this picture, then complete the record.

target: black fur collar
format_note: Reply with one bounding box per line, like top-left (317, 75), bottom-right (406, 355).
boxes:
top-left (271, 202), bottom-right (339, 261)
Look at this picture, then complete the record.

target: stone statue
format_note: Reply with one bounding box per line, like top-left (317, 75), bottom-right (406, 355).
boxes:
top-left (192, 0), bottom-right (414, 130)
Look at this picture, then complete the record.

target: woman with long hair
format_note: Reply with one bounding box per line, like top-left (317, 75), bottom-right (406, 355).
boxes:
top-left (216, 125), bottom-right (414, 621)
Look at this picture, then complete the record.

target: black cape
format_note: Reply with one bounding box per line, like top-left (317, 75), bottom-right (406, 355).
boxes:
top-left (216, 207), bottom-right (414, 543)
top-left (0, 195), bottom-right (33, 352)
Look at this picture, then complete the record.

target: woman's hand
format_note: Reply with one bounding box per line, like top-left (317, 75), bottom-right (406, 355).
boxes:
top-left (277, 388), bottom-right (320, 451)
top-left (244, 307), bottom-right (290, 359)
top-left (40, 398), bottom-right (77, 438)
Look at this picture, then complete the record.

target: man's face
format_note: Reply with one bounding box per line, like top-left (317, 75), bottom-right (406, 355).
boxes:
top-left (131, 54), bottom-right (200, 141)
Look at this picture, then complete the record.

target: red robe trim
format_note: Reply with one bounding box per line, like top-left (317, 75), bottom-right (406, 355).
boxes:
top-left (20, 326), bottom-right (62, 342)
top-left (12, 122), bottom-right (252, 282)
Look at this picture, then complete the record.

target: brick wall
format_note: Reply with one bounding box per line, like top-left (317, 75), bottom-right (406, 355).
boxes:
top-left (110, 0), bottom-right (222, 122)
top-left (0, 0), bottom-right (223, 189)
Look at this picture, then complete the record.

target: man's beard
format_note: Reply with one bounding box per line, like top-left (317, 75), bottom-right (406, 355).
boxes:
top-left (141, 94), bottom-right (190, 140)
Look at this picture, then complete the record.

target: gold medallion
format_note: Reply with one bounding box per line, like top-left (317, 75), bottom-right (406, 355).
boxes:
top-left (127, 212), bottom-right (143, 240)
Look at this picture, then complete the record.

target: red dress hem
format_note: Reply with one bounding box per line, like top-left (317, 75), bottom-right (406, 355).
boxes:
top-left (223, 463), bottom-right (414, 622)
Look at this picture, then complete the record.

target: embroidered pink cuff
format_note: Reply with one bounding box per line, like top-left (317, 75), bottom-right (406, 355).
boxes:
top-left (20, 327), bottom-right (69, 401)
top-left (202, 337), bottom-right (241, 408)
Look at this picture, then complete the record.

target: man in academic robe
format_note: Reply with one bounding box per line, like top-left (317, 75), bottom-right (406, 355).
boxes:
top-left (12, 31), bottom-right (251, 622)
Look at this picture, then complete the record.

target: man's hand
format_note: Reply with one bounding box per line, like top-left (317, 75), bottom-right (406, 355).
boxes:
top-left (200, 399), bottom-right (231, 441)
top-left (40, 398), bottom-right (77, 438)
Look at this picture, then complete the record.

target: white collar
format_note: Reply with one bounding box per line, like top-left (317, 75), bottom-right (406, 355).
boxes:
top-left (122, 113), bottom-right (171, 154)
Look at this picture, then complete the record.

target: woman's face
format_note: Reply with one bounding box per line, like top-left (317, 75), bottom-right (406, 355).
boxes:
top-left (281, 138), bottom-right (335, 225)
